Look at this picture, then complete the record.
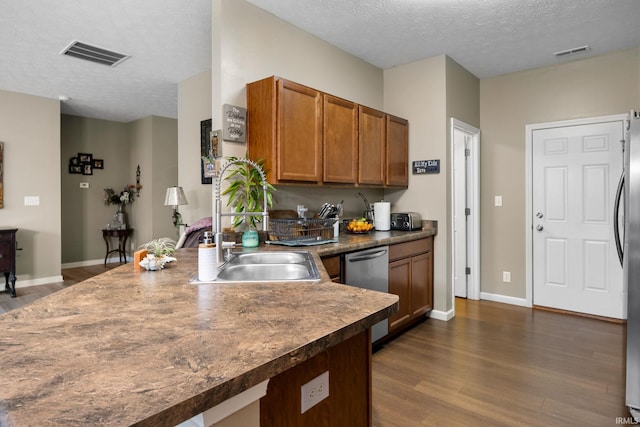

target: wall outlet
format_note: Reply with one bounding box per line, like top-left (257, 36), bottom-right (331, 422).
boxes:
top-left (24, 196), bottom-right (40, 206)
top-left (495, 195), bottom-right (503, 207)
top-left (79, 182), bottom-right (89, 189)
top-left (301, 371), bottom-right (329, 414)
top-left (503, 271), bottom-right (511, 283)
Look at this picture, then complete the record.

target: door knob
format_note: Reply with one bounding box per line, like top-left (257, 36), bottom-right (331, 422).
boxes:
top-left (536, 212), bottom-right (544, 219)
top-left (536, 224), bottom-right (544, 231)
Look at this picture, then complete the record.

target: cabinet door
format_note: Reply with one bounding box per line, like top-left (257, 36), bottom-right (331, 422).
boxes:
top-left (323, 95), bottom-right (358, 184)
top-left (410, 251), bottom-right (433, 316)
top-left (277, 79), bottom-right (323, 183)
top-left (388, 257), bottom-right (411, 333)
top-left (358, 106), bottom-right (385, 185)
top-left (321, 254), bottom-right (342, 283)
top-left (386, 114), bottom-right (409, 187)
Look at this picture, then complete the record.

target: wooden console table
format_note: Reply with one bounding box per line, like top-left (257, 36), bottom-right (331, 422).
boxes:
top-left (102, 228), bottom-right (133, 265)
top-left (0, 228), bottom-right (18, 298)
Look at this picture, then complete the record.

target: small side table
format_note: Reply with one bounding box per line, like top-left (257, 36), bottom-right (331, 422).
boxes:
top-left (102, 228), bottom-right (133, 265)
top-left (0, 228), bottom-right (18, 298)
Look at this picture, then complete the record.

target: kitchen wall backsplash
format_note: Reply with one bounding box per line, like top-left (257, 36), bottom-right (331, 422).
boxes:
top-left (271, 186), bottom-right (384, 219)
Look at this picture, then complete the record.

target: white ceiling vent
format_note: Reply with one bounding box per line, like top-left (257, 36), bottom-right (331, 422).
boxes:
top-left (553, 45), bottom-right (591, 58)
top-left (60, 41), bottom-right (130, 67)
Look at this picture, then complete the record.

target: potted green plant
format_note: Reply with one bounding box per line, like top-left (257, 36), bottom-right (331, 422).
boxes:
top-left (138, 238), bottom-right (176, 257)
top-left (221, 155), bottom-right (276, 245)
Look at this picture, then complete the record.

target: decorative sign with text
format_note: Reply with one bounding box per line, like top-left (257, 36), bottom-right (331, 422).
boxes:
top-left (222, 104), bottom-right (246, 143)
top-left (413, 159), bottom-right (440, 174)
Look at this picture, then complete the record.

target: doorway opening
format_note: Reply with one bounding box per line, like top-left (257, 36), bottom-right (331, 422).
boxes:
top-left (451, 119), bottom-right (480, 305)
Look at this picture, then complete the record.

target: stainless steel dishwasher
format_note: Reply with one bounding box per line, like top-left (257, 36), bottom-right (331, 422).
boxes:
top-left (344, 246), bottom-right (389, 342)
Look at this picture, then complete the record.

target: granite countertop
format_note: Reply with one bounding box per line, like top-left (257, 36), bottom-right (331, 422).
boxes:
top-left (0, 225), bottom-right (440, 427)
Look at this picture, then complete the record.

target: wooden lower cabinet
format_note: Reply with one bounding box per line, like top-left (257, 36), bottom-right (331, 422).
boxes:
top-left (321, 255), bottom-right (342, 283)
top-left (388, 237), bottom-right (433, 335)
top-left (260, 330), bottom-right (371, 427)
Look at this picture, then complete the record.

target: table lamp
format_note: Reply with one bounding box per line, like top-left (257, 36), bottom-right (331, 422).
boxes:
top-left (164, 186), bottom-right (188, 228)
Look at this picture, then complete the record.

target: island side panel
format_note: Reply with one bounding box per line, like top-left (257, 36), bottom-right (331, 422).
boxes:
top-left (259, 330), bottom-right (371, 426)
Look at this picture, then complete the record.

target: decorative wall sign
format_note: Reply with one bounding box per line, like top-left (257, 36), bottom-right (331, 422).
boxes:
top-left (222, 104), bottom-right (246, 143)
top-left (413, 159), bottom-right (440, 174)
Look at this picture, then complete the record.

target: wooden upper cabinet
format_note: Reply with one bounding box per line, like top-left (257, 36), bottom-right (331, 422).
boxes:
top-left (358, 106), bottom-right (385, 186)
top-left (247, 76), bottom-right (408, 188)
top-left (323, 95), bottom-right (358, 184)
top-left (385, 115), bottom-right (409, 187)
top-left (246, 76), bottom-right (322, 184)
top-left (278, 79), bottom-right (323, 183)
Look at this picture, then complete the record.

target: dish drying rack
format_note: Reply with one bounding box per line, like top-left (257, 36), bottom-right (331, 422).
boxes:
top-left (267, 218), bottom-right (337, 245)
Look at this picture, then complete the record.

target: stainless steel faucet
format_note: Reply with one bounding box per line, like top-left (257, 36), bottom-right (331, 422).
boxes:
top-left (214, 158), bottom-right (270, 266)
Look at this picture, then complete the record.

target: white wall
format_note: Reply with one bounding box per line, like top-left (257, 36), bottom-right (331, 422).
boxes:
top-left (178, 71), bottom-right (212, 227)
top-left (384, 56), bottom-right (449, 313)
top-left (0, 89), bottom-right (62, 285)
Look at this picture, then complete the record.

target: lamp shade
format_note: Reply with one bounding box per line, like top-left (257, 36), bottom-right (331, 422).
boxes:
top-left (164, 186), bottom-right (188, 207)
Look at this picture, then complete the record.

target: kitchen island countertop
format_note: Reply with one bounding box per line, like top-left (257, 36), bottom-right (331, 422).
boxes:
top-left (0, 224), bottom-right (444, 426)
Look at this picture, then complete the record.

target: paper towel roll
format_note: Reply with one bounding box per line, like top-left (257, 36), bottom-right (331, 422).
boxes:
top-left (373, 201), bottom-right (391, 231)
top-left (198, 243), bottom-right (217, 282)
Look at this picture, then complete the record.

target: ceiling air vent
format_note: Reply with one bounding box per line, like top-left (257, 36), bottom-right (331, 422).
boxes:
top-left (60, 41), bottom-right (130, 67)
top-left (553, 45), bottom-right (591, 58)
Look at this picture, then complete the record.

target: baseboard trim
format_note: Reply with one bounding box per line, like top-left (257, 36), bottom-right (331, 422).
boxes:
top-left (62, 257), bottom-right (132, 269)
top-left (429, 308), bottom-right (455, 321)
top-left (480, 292), bottom-right (530, 307)
top-left (16, 275), bottom-right (64, 289)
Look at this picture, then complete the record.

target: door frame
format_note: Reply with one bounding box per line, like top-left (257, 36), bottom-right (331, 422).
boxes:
top-left (450, 118), bottom-right (481, 303)
top-left (525, 113), bottom-right (627, 307)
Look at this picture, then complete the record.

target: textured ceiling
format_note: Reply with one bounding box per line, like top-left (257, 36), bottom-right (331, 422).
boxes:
top-left (1, 0), bottom-right (639, 122)
top-left (247, 0), bottom-right (640, 77)
top-left (0, 0), bottom-right (211, 122)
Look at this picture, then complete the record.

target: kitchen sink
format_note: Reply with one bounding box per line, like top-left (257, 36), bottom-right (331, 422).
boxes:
top-left (217, 263), bottom-right (313, 281)
top-left (231, 251), bottom-right (308, 265)
top-left (191, 250), bottom-right (321, 283)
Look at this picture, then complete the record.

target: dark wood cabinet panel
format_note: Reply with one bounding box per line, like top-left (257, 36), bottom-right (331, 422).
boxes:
top-left (0, 228), bottom-right (18, 298)
top-left (388, 237), bottom-right (433, 336)
top-left (411, 251), bottom-right (433, 316)
top-left (260, 330), bottom-right (371, 427)
top-left (321, 254), bottom-right (342, 283)
top-left (385, 114), bottom-right (409, 187)
top-left (388, 257), bottom-right (412, 332)
top-left (358, 106), bottom-right (386, 186)
top-left (323, 95), bottom-right (358, 183)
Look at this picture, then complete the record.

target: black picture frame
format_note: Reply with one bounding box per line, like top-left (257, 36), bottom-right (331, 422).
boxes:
top-left (82, 164), bottom-right (93, 175)
top-left (69, 164), bottom-right (82, 174)
top-left (93, 159), bottom-right (104, 169)
top-left (201, 119), bottom-right (212, 184)
top-left (78, 153), bottom-right (92, 163)
top-left (70, 157), bottom-right (79, 165)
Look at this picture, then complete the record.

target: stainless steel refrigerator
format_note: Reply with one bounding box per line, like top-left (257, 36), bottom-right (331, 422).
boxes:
top-left (623, 110), bottom-right (640, 418)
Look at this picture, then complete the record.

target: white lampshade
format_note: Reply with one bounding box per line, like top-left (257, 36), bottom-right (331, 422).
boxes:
top-left (164, 186), bottom-right (188, 207)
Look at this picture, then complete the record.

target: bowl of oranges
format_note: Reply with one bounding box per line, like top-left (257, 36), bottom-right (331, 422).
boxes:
top-left (346, 218), bottom-right (374, 234)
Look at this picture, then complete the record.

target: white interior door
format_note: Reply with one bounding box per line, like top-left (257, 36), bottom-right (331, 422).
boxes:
top-left (453, 129), bottom-right (468, 298)
top-left (452, 119), bottom-right (480, 301)
top-left (532, 121), bottom-right (624, 318)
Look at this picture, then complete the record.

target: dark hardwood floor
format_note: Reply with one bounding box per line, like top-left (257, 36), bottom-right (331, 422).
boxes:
top-left (0, 267), bottom-right (628, 426)
top-left (373, 298), bottom-right (627, 426)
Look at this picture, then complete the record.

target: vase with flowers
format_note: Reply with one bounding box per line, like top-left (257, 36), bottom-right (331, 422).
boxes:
top-left (104, 184), bottom-right (141, 229)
